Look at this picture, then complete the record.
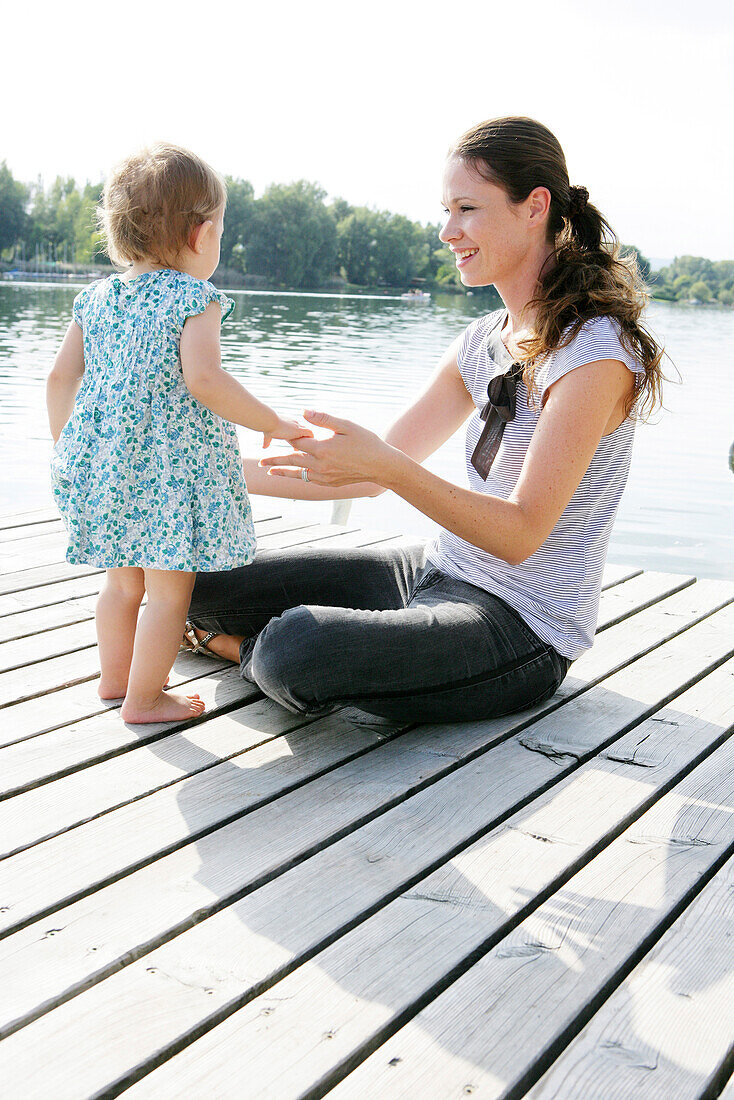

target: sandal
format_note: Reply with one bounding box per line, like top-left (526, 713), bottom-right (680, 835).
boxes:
top-left (180, 621), bottom-right (222, 659)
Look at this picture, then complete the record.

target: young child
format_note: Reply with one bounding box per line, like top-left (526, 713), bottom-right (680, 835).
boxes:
top-left (47, 143), bottom-right (310, 724)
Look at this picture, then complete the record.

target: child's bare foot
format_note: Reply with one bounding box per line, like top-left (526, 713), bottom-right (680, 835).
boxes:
top-left (120, 691), bottom-right (205, 724)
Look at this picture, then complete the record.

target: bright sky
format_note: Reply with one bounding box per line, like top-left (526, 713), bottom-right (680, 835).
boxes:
top-left (4, 0), bottom-right (732, 260)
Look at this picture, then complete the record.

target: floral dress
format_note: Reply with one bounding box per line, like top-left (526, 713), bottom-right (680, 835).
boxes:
top-left (51, 269), bottom-right (257, 571)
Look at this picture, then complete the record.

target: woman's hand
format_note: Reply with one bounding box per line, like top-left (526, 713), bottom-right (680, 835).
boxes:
top-left (259, 410), bottom-right (398, 487)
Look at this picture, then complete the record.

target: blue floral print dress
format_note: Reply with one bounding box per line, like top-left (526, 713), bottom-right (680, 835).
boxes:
top-left (51, 269), bottom-right (257, 571)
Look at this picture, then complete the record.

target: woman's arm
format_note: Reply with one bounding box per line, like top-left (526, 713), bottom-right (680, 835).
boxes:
top-left (180, 303), bottom-right (309, 444)
top-left (47, 321), bottom-right (85, 442)
top-left (252, 334), bottom-right (474, 501)
top-left (261, 359), bottom-right (633, 564)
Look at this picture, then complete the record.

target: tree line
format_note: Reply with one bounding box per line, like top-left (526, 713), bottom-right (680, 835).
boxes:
top-left (1, 161), bottom-right (730, 303)
top-left (647, 255), bottom-right (734, 306)
top-left (0, 165), bottom-right (462, 291)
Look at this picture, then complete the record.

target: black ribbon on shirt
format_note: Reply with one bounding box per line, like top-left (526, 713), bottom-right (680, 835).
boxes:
top-left (470, 360), bottom-right (525, 480)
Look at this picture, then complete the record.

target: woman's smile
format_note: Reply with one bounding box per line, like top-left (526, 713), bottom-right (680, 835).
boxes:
top-left (453, 247), bottom-right (480, 268)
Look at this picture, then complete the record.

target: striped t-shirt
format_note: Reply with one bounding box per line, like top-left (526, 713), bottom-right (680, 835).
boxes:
top-left (426, 310), bottom-right (645, 660)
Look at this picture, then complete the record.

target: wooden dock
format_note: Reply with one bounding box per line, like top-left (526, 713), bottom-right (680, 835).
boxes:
top-left (0, 504), bottom-right (732, 1099)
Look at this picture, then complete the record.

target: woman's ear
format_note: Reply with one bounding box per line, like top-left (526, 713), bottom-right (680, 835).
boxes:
top-left (527, 187), bottom-right (551, 229)
top-left (188, 220), bottom-right (213, 254)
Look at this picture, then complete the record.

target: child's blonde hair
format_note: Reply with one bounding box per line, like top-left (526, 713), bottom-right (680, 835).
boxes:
top-left (99, 143), bottom-right (227, 268)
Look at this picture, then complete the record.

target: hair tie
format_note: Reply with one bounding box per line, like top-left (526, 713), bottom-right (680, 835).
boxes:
top-left (568, 185), bottom-right (589, 218)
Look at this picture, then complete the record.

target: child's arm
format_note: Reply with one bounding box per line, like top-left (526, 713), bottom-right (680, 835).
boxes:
top-left (180, 302), bottom-right (311, 444)
top-left (47, 321), bottom-right (85, 443)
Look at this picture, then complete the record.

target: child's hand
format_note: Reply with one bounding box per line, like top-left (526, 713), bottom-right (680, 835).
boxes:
top-left (262, 417), bottom-right (314, 449)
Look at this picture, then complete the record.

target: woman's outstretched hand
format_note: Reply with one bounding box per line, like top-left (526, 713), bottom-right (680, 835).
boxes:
top-left (258, 410), bottom-right (397, 487)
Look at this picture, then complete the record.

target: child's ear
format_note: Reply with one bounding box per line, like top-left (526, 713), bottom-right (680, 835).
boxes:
top-left (188, 220), bottom-right (213, 254)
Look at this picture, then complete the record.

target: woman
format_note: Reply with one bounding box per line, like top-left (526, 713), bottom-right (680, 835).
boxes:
top-left (185, 116), bottom-right (664, 723)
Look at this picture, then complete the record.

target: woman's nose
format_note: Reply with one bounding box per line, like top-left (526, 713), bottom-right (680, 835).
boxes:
top-left (439, 217), bottom-right (458, 244)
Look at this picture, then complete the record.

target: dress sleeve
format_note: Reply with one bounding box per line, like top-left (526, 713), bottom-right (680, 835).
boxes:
top-left (179, 279), bottom-right (235, 327)
top-left (537, 316), bottom-right (644, 405)
top-left (72, 285), bottom-right (92, 329)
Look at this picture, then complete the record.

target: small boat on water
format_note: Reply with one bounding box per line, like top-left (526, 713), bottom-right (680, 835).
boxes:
top-left (400, 289), bottom-right (431, 301)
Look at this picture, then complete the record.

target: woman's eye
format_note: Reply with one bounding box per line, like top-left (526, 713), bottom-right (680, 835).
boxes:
top-left (460, 206), bottom-right (475, 213)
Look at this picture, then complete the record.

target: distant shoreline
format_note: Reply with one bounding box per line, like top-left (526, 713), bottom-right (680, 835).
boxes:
top-left (2, 260), bottom-right (731, 309)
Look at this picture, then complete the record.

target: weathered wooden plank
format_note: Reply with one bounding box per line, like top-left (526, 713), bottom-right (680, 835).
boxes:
top-left (0, 620), bottom-right (97, 675)
top-left (525, 857), bottom-right (734, 1100)
top-left (558, 577), bottom-right (734, 698)
top-left (0, 574), bottom-right (103, 620)
top-left (323, 740), bottom-right (734, 1100)
top-left (0, 646), bottom-right (102, 708)
top-left (0, 561), bottom-right (101, 598)
top-left (259, 521), bottom-right (363, 551)
top-left (0, 519), bottom-right (63, 544)
top-left (595, 571), bottom-right (693, 630)
top-left (8, 670), bottom-right (731, 1099)
top-left (601, 563), bottom-right (642, 588)
top-left (0, 531), bottom-right (69, 572)
top-left (0, 595), bottom-right (96, 644)
top-left (0, 507), bottom-right (58, 530)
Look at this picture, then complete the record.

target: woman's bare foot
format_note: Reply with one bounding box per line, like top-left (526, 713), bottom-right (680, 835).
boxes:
top-left (190, 626), bottom-right (244, 663)
top-left (120, 691), bottom-right (206, 724)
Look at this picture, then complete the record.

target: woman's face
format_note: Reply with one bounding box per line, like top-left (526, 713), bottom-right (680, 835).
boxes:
top-left (439, 156), bottom-right (529, 287)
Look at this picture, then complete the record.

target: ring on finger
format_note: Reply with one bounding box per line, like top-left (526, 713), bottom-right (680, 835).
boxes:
top-left (301, 467), bottom-right (310, 483)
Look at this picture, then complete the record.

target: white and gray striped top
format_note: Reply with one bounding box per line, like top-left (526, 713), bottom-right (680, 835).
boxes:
top-left (427, 310), bottom-right (645, 660)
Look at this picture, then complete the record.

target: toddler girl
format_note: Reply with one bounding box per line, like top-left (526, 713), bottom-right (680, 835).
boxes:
top-left (47, 143), bottom-right (309, 724)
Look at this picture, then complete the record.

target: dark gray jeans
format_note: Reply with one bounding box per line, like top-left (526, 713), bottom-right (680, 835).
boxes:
top-left (189, 542), bottom-right (571, 723)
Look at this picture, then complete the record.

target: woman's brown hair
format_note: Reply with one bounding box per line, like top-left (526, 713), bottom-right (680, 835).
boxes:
top-left (99, 143), bottom-right (226, 269)
top-left (451, 117), bottom-right (664, 417)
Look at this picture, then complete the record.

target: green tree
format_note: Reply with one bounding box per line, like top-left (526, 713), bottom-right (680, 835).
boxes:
top-left (689, 280), bottom-right (712, 302)
top-left (74, 182), bottom-right (105, 262)
top-left (370, 212), bottom-right (418, 285)
top-left (329, 197), bottom-right (353, 223)
top-left (336, 207), bottom-right (379, 284)
top-left (245, 181), bottom-right (338, 288)
top-left (220, 177), bottom-right (255, 272)
top-left (651, 256), bottom-right (732, 304)
top-left (0, 162), bottom-right (28, 255)
top-left (673, 273), bottom-right (693, 298)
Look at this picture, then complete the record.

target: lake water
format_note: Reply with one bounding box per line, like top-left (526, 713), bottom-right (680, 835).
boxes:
top-left (1, 282), bottom-right (732, 580)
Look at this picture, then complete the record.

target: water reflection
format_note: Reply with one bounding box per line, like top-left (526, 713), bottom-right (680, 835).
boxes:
top-left (1, 283), bottom-right (732, 579)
